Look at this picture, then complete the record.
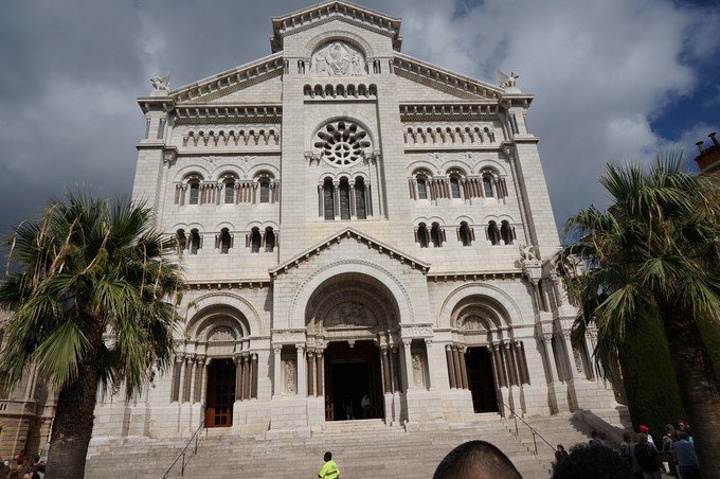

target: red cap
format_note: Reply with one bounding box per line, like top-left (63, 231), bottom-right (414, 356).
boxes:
top-left (639, 425), bottom-right (649, 433)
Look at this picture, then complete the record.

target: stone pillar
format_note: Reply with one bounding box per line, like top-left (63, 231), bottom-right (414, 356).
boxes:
top-left (239, 356), bottom-right (245, 401)
top-left (316, 350), bottom-right (324, 396)
top-left (381, 347), bottom-right (392, 393)
top-left (493, 343), bottom-right (507, 388)
top-left (515, 341), bottom-right (529, 385)
top-left (308, 351), bottom-right (316, 396)
top-left (177, 355), bottom-right (187, 403)
top-left (541, 334), bottom-right (560, 382)
top-left (445, 345), bottom-right (456, 389)
top-left (273, 347), bottom-right (282, 396)
top-left (201, 359), bottom-right (211, 407)
top-left (296, 344), bottom-right (307, 396)
top-left (189, 357), bottom-right (198, 404)
top-left (452, 346), bottom-right (463, 389)
top-left (424, 338), bottom-right (434, 389)
top-left (243, 355), bottom-right (251, 400)
top-left (561, 331), bottom-right (581, 380)
top-left (251, 354), bottom-right (258, 398)
top-left (505, 343), bottom-right (518, 386)
top-left (458, 347), bottom-right (469, 390)
top-left (402, 340), bottom-right (413, 390)
top-left (195, 357), bottom-right (205, 403)
top-left (389, 348), bottom-right (399, 392)
top-left (172, 356), bottom-right (183, 402)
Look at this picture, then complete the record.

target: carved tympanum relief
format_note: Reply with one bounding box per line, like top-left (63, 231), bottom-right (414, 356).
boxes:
top-left (311, 41), bottom-right (367, 76)
top-left (461, 315), bottom-right (488, 331)
top-left (325, 302), bottom-right (376, 327)
top-left (208, 326), bottom-right (235, 341)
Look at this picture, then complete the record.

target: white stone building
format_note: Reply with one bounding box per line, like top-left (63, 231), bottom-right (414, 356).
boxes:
top-left (1, 2), bottom-right (623, 452)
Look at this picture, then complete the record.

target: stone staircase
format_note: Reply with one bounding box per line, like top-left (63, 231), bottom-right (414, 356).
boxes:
top-left (85, 414), bottom-right (597, 478)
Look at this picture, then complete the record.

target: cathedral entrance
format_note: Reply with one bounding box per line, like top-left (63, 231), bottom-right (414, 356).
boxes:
top-left (324, 341), bottom-right (384, 421)
top-left (205, 358), bottom-right (235, 427)
top-left (465, 347), bottom-right (498, 413)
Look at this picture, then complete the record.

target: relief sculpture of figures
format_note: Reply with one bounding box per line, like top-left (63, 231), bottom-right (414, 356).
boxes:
top-left (284, 358), bottom-right (296, 394)
top-left (311, 41), bottom-right (367, 76)
top-left (412, 354), bottom-right (426, 388)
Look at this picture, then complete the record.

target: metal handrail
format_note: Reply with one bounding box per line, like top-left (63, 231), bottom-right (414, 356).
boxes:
top-left (497, 399), bottom-right (555, 456)
top-left (162, 417), bottom-right (206, 479)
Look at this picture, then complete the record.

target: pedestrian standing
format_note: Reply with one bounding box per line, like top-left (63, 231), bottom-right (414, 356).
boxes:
top-left (318, 451), bottom-right (340, 479)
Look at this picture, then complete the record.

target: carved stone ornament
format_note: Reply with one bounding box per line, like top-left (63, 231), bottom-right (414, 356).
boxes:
top-left (284, 358), bottom-right (296, 394)
top-left (150, 74), bottom-right (170, 91)
top-left (314, 120), bottom-right (372, 167)
top-left (311, 41), bottom-right (367, 76)
top-left (325, 302), bottom-right (376, 328)
top-left (461, 315), bottom-right (487, 331)
top-left (208, 326), bottom-right (235, 342)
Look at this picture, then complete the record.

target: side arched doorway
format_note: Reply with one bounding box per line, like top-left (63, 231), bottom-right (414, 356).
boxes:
top-left (305, 273), bottom-right (403, 423)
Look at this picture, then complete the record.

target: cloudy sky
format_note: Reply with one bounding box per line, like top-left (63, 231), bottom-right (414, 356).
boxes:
top-left (0, 0), bottom-right (718, 242)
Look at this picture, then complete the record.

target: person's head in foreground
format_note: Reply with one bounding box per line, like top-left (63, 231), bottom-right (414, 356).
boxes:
top-left (433, 440), bottom-right (522, 479)
top-left (552, 444), bottom-right (631, 479)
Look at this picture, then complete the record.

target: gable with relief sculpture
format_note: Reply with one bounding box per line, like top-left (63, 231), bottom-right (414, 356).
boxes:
top-left (311, 41), bottom-right (367, 76)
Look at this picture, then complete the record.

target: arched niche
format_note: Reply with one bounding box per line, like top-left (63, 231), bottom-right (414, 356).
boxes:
top-left (439, 283), bottom-right (524, 330)
top-left (184, 292), bottom-right (263, 338)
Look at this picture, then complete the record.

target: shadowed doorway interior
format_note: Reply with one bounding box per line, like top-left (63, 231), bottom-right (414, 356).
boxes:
top-left (205, 358), bottom-right (235, 427)
top-left (324, 340), bottom-right (383, 421)
top-left (465, 346), bottom-right (498, 413)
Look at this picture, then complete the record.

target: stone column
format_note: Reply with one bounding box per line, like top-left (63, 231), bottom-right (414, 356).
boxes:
top-left (389, 348), bottom-right (399, 392)
top-left (234, 356), bottom-right (243, 401)
top-left (172, 356), bottom-right (183, 402)
top-left (308, 351), bottom-right (316, 396)
top-left (505, 343), bottom-right (518, 386)
top-left (445, 345), bottom-right (456, 389)
top-left (515, 342), bottom-right (529, 385)
top-left (316, 350), bottom-right (325, 396)
top-left (177, 355), bottom-right (187, 403)
top-left (452, 346), bottom-right (463, 389)
top-left (402, 340), bottom-right (413, 390)
top-left (195, 357), bottom-right (205, 403)
top-left (296, 344), bottom-right (307, 396)
top-left (251, 354), bottom-right (258, 399)
top-left (561, 331), bottom-right (581, 380)
top-left (189, 357), bottom-right (198, 404)
top-left (424, 338), bottom-right (434, 389)
top-left (381, 347), bottom-right (392, 393)
top-left (243, 355), bottom-right (251, 400)
top-left (273, 347), bottom-right (282, 396)
top-left (458, 347), bottom-right (469, 390)
top-left (493, 343), bottom-right (507, 388)
top-left (541, 334), bottom-right (560, 382)
top-left (200, 358), bottom-right (211, 407)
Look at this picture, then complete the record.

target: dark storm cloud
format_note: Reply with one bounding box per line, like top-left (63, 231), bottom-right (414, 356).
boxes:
top-left (0, 0), bottom-right (718, 246)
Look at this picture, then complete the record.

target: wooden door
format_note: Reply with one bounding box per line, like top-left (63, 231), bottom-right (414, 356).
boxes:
top-left (206, 359), bottom-right (235, 427)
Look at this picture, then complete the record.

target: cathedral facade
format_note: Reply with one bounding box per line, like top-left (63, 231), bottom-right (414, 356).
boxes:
top-left (1, 1), bottom-right (620, 454)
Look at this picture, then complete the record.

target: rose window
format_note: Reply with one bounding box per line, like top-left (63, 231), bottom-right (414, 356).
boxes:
top-left (314, 121), bottom-right (371, 166)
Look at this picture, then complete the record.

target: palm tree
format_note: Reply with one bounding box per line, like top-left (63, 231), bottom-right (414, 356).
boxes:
top-left (0, 192), bottom-right (184, 479)
top-left (561, 153), bottom-right (720, 477)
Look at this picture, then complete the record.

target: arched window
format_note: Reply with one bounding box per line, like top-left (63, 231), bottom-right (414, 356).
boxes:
top-left (265, 227), bottom-right (275, 252)
top-left (176, 229), bottom-right (187, 252)
top-left (488, 221), bottom-right (500, 246)
top-left (220, 228), bottom-right (231, 254)
top-left (431, 223), bottom-right (442, 248)
top-left (323, 178), bottom-right (335, 220)
top-left (355, 177), bottom-right (367, 220)
top-left (417, 223), bottom-right (429, 248)
top-left (417, 176), bottom-right (428, 199)
top-left (224, 180), bottom-right (235, 204)
top-left (500, 221), bottom-right (512, 245)
top-left (482, 174), bottom-right (494, 198)
top-left (339, 177), bottom-right (351, 220)
top-left (190, 229), bottom-right (201, 254)
top-left (189, 181), bottom-right (200, 205)
top-left (459, 222), bottom-right (471, 246)
top-left (450, 176), bottom-right (461, 199)
top-left (259, 179), bottom-right (270, 203)
top-left (250, 227), bottom-right (261, 253)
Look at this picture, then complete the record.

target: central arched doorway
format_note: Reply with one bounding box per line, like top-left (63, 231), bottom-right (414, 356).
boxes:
top-left (305, 272), bottom-right (402, 423)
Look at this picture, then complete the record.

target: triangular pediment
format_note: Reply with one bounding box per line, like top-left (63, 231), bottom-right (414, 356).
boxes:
top-left (271, 1), bottom-right (402, 53)
top-left (392, 53), bottom-right (505, 102)
top-left (270, 227), bottom-right (430, 278)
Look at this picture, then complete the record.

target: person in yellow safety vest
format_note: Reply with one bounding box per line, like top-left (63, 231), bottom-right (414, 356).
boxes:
top-left (318, 451), bottom-right (340, 479)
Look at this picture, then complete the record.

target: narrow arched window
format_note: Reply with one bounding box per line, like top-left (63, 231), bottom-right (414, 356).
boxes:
top-left (417, 177), bottom-right (428, 199)
top-left (450, 177), bottom-right (461, 199)
top-left (500, 221), bottom-right (512, 245)
top-left (339, 177), bottom-right (351, 220)
top-left (224, 180), bottom-right (235, 204)
top-left (176, 229), bottom-right (187, 252)
top-left (417, 223), bottom-right (429, 248)
top-left (220, 228), bottom-right (231, 254)
top-left (190, 229), bottom-right (201, 254)
top-left (189, 182), bottom-right (200, 205)
top-left (431, 223), bottom-right (442, 248)
top-left (265, 228), bottom-right (275, 252)
top-left (488, 221), bottom-right (500, 246)
top-left (483, 174), bottom-right (494, 198)
top-left (260, 180), bottom-right (270, 203)
top-left (355, 177), bottom-right (367, 220)
top-left (250, 227), bottom-right (261, 253)
top-left (323, 178), bottom-right (335, 220)
top-left (459, 222), bottom-right (471, 246)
